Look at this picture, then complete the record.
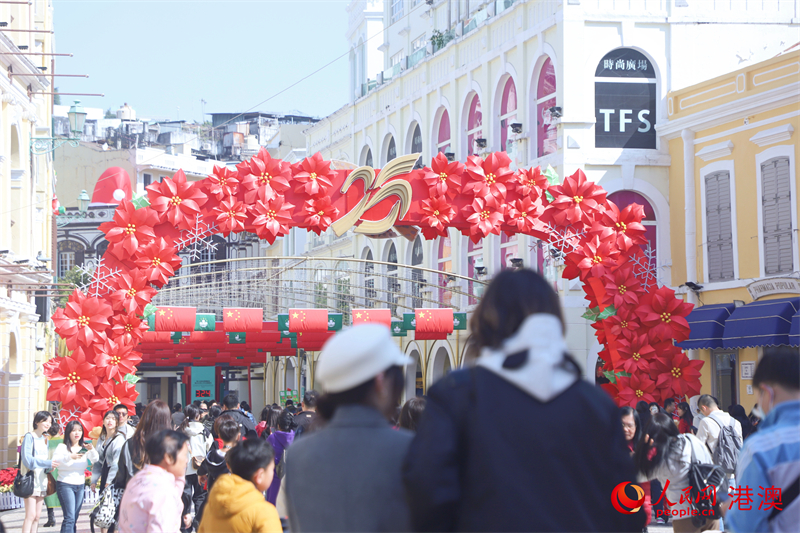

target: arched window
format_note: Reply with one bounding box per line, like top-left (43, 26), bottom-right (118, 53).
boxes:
top-left (411, 236), bottom-right (424, 309)
top-left (58, 240), bottom-right (86, 278)
top-left (437, 236), bottom-right (453, 307)
top-left (466, 94), bottom-right (483, 157)
top-left (536, 57), bottom-right (557, 158)
top-left (411, 124), bottom-right (422, 154)
top-left (387, 136), bottom-right (396, 163)
top-left (362, 147), bottom-right (373, 167)
top-left (499, 77), bottom-right (517, 152)
top-left (363, 249), bottom-right (376, 308)
top-left (437, 109), bottom-right (451, 154)
top-left (607, 191), bottom-right (657, 264)
top-left (385, 243), bottom-right (398, 315)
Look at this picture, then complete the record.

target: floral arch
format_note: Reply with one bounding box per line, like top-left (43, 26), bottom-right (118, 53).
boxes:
top-left (47, 149), bottom-right (701, 429)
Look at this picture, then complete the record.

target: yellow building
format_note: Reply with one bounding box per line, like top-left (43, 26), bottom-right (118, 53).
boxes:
top-left (0, 0), bottom-right (58, 467)
top-left (661, 49), bottom-right (800, 415)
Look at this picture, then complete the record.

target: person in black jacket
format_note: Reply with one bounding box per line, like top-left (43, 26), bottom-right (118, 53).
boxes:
top-left (402, 269), bottom-right (645, 532)
top-left (220, 395), bottom-right (257, 439)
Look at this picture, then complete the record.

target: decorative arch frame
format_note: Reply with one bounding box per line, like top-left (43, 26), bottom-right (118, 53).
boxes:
top-left (426, 340), bottom-right (454, 386)
top-left (430, 97), bottom-right (453, 157)
top-left (47, 148), bottom-right (703, 429)
top-left (460, 81), bottom-right (485, 159)
top-left (491, 63), bottom-right (520, 153)
top-left (404, 341), bottom-right (423, 402)
top-left (528, 50), bottom-right (559, 164)
top-left (380, 126), bottom-right (398, 166)
top-left (359, 136), bottom-right (375, 167)
top-left (404, 110), bottom-right (424, 156)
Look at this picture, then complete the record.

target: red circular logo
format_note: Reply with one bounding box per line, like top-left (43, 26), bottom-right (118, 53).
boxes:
top-left (611, 482), bottom-right (645, 514)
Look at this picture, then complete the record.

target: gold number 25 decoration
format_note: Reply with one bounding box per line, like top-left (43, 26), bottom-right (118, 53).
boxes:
top-left (330, 153), bottom-right (420, 237)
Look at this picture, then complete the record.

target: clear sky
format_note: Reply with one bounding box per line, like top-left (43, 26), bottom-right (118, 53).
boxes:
top-left (53, 0), bottom-right (351, 121)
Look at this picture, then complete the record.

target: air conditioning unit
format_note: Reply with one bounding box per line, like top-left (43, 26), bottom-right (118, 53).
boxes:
top-left (202, 142), bottom-right (213, 152)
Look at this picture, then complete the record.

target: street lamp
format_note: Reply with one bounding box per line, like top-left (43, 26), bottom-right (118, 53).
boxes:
top-left (30, 100), bottom-right (86, 155)
top-left (77, 190), bottom-right (90, 212)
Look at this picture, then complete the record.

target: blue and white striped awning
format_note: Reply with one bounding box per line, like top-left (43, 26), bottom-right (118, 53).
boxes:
top-left (722, 297), bottom-right (800, 349)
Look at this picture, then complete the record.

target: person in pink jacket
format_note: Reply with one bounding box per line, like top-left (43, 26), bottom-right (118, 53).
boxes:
top-left (118, 429), bottom-right (189, 533)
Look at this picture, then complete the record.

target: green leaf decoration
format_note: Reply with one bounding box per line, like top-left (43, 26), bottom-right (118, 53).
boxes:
top-left (603, 370), bottom-right (617, 383)
top-left (597, 305), bottom-right (617, 321)
top-left (543, 165), bottom-right (560, 186)
top-left (545, 191), bottom-right (555, 203)
top-left (132, 193), bottom-right (150, 209)
top-left (143, 303), bottom-right (157, 318)
top-left (124, 373), bottom-right (140, 384)
top-left (581, 307), bottom-right (601, 321)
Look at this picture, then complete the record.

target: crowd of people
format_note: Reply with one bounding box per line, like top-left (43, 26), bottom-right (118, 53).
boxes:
top-left (10, 268), bottom-right (800, 533)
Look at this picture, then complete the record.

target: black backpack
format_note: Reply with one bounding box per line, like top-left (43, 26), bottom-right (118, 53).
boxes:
top-left (707, 412), bottom-right (742, 474)
top-left (685, 435), bottom-right (726, 527)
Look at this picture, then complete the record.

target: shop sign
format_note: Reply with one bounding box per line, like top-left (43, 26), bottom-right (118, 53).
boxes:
top-left (747, 277), bottom-right (800, 300)
top-left (595, 48), bottom-right (656, 149)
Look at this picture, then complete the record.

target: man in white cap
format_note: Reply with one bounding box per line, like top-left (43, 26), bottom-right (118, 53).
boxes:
top-left (284, 324), bottom-right (412, 532)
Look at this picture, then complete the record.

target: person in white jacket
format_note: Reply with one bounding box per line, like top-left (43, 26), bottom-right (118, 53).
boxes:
top-left (52, 420), bottom-right (99, 533)
top-left (178, 404), bottom-right (213, 524)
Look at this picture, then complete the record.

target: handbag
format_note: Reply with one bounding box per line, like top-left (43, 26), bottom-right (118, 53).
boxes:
top-left (90, 484), bottom-right (125, 530)
top-left (46, 473), bottom-right (56, 496)
top-left (13, 433), bottom-right (35, 499)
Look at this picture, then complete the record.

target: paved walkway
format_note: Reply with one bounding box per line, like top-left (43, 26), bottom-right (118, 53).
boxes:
top-left (0, 504), bottom-right (93, 532)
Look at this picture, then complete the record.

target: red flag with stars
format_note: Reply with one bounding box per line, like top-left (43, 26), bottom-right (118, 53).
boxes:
top-left (223, 308), bottom-right (263, 332)
top-left (351, 309), bottom-right (391, 327)
top-left (154, 307), bottom-right (196, 332)
top-left (288, 309), bottom-right (329, 333)
top-left (415, 308), bottom-right (454, 335)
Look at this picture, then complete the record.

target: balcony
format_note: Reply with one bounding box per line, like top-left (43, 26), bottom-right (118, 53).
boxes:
top-left (408, 47), bottom-right (428, 69)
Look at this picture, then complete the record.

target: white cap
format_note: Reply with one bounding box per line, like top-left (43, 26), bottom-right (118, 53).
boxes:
top-left (316, 324), bottom-right (412, 394)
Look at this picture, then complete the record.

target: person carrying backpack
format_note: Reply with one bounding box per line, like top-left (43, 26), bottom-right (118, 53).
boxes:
top-left (696, 394), bottom-right (743, 492)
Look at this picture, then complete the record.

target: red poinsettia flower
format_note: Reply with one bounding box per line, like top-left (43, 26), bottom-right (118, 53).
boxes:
top-left (204, 165), bottom-right (240, 200)
top-left (603, 265), bottom-right (642, 309)
top-left (506, 196), bottom-right (545, 235)
top-left (293, 152), bottom-right (334, 197)
top-left (43, 350), bottom-right (98, 408)
top-left (98, 200), bottom-right (157, 260)
top-left (545, 169), bottom-right (607, 226)
top-left (567, 235), bottom-right (621, 281)
top-left (111, 312), bottom-right (149, 345)
top-left (52, 290), bottom-right (113, 350)
top-left (108, 271), bottom-right (157, 315)
top-left (606, 305), bottom-right (642, 340)
top-left (514, 166), bottom-right (549, 200)
top-left (600, 381), bottom-right (621, 404)
top-left (213, 197), bottom-right (248, 237)
top-left (600, 200), bottom-right (648, 252)
top-left (93, 337), bottom-right (142, 382)
top-left (463, 152), bottom-right (515, 200)
top-left (133, 238), bottom-right (182, 288)
top-left (650, 347), bottom-right (704, 399)
top-left (420, 194), bottom-right (456, 237)
top-left (638, 286), bottom-right (693, 343)
top-left (302, 196), bottom-right (339, 235)
top-left (616, 373), bottom-right (659, 407)
top-left (237, 148), bottom-right (292, 204)
top-left (92, 381), bottom-right (138, 413)
top-left (463, 194), bottom-right (506, 242)
top-left (617, 334), bottom-right (657, 375)
top-left (77, 409), bottom-right (104, 435)
top-left (422, 152), bottom-right (464, 199)
top-left (147, 170), bottom-right (208, 231)
top-left (246, 196), bottom-right (295, 244)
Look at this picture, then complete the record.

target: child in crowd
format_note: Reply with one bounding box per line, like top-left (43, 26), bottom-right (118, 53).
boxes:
top-left (198, 438), bottom-right (282, 533)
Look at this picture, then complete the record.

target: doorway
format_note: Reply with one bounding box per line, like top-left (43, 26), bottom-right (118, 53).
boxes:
top-left (712, 350), bottom-right (738, 409)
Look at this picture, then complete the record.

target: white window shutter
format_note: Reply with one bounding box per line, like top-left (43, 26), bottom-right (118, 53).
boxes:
top-left (762, 158), bottom-right (793, 275)
top-left (705, 171), bottom-right (735, 282)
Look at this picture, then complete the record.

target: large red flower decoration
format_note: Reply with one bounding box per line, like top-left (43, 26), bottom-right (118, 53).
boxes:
top-left (52, 290), bottom-right (113, 350)
top-left (463, 153), bottom-right (514, 200)
top-left (605, 305), bottom-right (642, 341)
top-left (205, 165), bottom-right (240, 201)
top-left (420, 195), bottom-right (456, 237)
top-left (43, 350), bottom-right (98, 408)
top-left (110, 312), bottom-right (149, 345)
top-left (463, 194), bottom-right (506, 242)
top-left (133, 238), bottom-right (182, 288)
top-left (98, 200), bottom-right (157, 260)
top-left (237, 148), bottom-right (291, 204)
top-left (603, 266), bottom-right (642, 309)
top-left (651, 348), bottom-right (704, 399)
top-left (293, 153), bottom-right (334, 197)
top-left (638, 286), bottom-right (693, 343)
top-left (213, 197), bottom-right (248, 237)
top-left (147, 170), bottom-right (207, 231)
top-left (92, 381), bottom-right (138, 413)
top-left (108, 272), bottom-right (157, 315)
top-left (600, 200), bottom-right (648, 252)
top-left (302, 196), bottom-right (339, 235)
top-left (545, 169), bottom-right (606, 226)
top-left (247, 196), bottom-right (295, 243)
top-left (566, 235), bottom-right (620, 281)
top-left (616, 334), bottom-right (657, 374)
top-left (616, 373), bottom-right (659, 407)
top-left (506, 196), bottom-right (544, 235)
top-left (514, 166), bottom-right (549, 201)
top-left (422, 152), bottom-right (464, 198)
top-left (93, 338), bottom-right (141, 382)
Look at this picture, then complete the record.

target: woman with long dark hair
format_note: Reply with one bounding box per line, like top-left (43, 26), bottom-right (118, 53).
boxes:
top-left (20, 411), bottom-right (60, 533)
top-left (727, 404), bottom-right (754, 439)
top-left (115, 400), bottom-right (173, 488)
top-left (676, 401), bottom-right (694, 434)
top-left (265, 409), bottom-right (295, 504)
top-left (402, 269), bottom-right (643, 531)
top-left (398, 397), bottom-right (427, 432)
top-left (53, 421), bottom-right (98, 533)
top-left (621, 406), bottom-right (651, 529)
top-left (90, 410), bottom-right (125, 533)
top-left (634, 413), bottom-right (718, 532)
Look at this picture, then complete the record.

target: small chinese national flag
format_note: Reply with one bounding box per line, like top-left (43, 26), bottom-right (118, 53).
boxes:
top-left (223, 308), bottom-right (263, 332)
top-left (351, 309), bottom-right (391, 327)
top-left (415, 308), bottom-right (454, 335)
top-left (288, 309), bottom-right (329, 333)
top-left (155, 307), bottom-right (196, 332)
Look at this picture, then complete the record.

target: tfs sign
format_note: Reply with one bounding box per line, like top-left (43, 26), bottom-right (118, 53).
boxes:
top-left (594, 49), bottom-right (657, 149)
